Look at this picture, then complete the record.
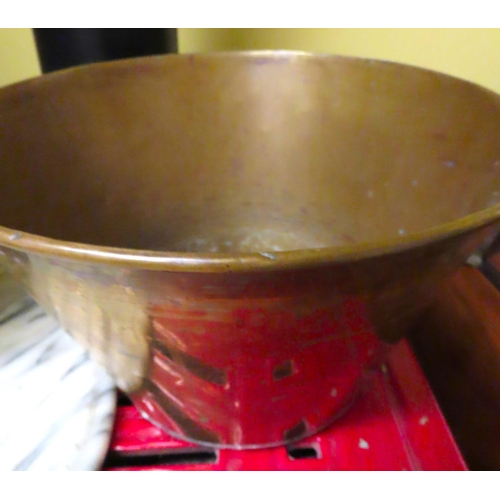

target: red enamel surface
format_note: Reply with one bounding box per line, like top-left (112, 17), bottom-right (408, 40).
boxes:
top-left (131, 297), bottom-right (385, 447)
top-left (104, 340), bottom-right (466, 471)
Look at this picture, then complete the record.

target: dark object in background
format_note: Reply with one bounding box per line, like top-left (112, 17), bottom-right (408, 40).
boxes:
top-left (33, 28), bottom-right (178, 73)
top-left (409, 265), bottom-right (500, 470)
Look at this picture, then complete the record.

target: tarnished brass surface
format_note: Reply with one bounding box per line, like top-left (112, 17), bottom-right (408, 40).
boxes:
top-left (0, 52), bottom-right (500, 446)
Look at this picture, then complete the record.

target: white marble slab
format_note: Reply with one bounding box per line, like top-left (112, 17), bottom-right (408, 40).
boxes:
top-left (0, 283), bottom-right (116, 471)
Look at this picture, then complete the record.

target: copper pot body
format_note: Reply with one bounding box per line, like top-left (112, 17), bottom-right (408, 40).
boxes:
top-left (1, 52), bottom-right (500, 448)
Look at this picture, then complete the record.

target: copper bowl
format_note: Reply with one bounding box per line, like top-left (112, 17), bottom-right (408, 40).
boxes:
top-left (1, 51), bottom-right (500, 448)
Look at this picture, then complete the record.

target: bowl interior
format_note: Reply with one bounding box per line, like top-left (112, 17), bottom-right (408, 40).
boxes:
top-left (1, 52), bottom-right (500, 254)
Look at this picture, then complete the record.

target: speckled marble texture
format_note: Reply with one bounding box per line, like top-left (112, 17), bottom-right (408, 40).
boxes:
top-left (0, 274), bottom-right (116, 471)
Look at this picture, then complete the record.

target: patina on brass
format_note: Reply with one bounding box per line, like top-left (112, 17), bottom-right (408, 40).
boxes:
top-left (0, 52), bottom-right (500, 447)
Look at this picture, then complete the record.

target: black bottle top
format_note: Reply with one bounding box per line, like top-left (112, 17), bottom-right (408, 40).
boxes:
top-left (33, 28), bottom-right (178, 73)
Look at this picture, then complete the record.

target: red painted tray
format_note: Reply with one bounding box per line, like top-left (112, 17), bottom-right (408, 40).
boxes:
top-left (102, 340), bottom-right (466, 470)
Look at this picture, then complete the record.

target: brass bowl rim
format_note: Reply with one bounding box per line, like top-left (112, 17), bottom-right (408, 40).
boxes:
top-left (1, 206), bottom-right (499, 272)
top-left (1, 50), bottom-right (500, 272)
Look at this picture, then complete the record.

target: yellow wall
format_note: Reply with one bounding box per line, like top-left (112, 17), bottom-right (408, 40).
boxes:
top-left (0, 28), bottom-right (40, 87)
top-left (2, 28), bottom-right (500, 93)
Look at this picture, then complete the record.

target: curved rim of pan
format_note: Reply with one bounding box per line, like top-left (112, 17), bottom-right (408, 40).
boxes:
top-left (1, 206), bottom-right (499, 272)
top-left (1, 50), bottom-right (500, 272)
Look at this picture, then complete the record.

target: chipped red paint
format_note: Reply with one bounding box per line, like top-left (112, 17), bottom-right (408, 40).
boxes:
top-left (105, 341), bottom-right (466, 470)
top-left (132, 296), bottom-right (385, 447)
